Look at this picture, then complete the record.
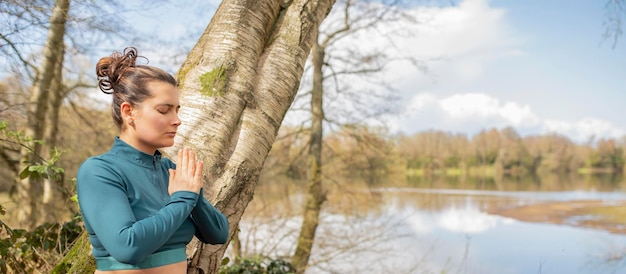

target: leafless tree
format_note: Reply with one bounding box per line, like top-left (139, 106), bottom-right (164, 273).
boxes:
top-left (287, 1), bottom-right (428, 271)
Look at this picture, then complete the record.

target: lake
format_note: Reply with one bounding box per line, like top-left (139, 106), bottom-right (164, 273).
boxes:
top-left (230, 174), bottom-right (626, 274)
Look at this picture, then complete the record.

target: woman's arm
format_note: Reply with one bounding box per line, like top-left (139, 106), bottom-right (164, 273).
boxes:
top-left (191, 188), bottom-right (229, 244)
top-left (77, 158), bottom-right (198, 265)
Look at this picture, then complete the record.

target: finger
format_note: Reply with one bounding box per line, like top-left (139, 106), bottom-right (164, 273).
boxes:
top-left (182, 147), bottom-right (190, 174)
top-left (188, 149), bottom-right (197, 176)
top-left (184, 148), bottom-right (195, 177)
top-left (177, 148), bottom-right (183, 170)
top-left (194, 160), bottom-right (204, 181)
top-left (168, 169), bottom-right (176, 193)
top-left (168, 168), bottom-right (176, 181)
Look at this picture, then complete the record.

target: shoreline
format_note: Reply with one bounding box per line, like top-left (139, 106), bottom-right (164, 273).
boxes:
top-left (487, 199), bottom-right (626, 235)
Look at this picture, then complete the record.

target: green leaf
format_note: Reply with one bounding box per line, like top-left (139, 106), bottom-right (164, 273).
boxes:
top-left (19, 167), bottom-right (31, 180)
top-left (28, 165), bottom-right (49, 179)
top-left (222, 256), bottom-right (230, 266)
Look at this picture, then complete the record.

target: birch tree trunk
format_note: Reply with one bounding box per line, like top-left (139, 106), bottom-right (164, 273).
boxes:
top-left (15, 0), bottom-right (69, 229)
top-left (171, 1), bottom-right (335, 272)
top-left (291, 34), bottom-right (326, 273)
top-left (54, 0), bottom-right (335, 273)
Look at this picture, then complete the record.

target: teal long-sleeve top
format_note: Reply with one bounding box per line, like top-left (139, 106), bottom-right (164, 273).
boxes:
top-left (77, 137), bottom-right (229, 266)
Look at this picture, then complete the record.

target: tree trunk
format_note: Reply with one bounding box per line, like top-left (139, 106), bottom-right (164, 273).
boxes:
top-left (291, 36), bottom-right (326, 273)
top-left (54, 0), bottom-right (335, 273)
top-left (14, 0), bottom-right (69, 229)
top-left (41, 38), bottom-right (66, 224)
top-left (173, 1), bottom-right (335, 272)
top-left (231, 224), bottom-right (242, 263)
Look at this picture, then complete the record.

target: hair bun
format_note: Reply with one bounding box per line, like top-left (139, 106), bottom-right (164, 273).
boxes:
top-left (96, 47), bottom-right (139, 94)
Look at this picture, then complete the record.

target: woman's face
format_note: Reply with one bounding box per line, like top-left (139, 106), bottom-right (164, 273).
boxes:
top-left (127, 81), bottom-right (181, 154)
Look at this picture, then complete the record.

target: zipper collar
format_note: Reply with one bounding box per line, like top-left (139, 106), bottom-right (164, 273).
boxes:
top-left (111, 137), bottom-right (162, 168)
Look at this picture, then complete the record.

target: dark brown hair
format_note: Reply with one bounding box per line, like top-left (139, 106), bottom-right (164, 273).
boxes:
top-left (96, 47), bottom-right (177, 129)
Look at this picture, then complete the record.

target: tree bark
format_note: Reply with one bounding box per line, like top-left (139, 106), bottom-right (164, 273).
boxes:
top-left (14, 0), bottom-right (69, 229)
top-left (291, 35), bottom-right (326, 273)
top-left (172, 1), bottom-right (335, 272)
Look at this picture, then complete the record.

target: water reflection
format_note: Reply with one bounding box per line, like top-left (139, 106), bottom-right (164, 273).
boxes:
top-left (232, 174), bottom-right (626, 273)
top-left (433, 207), bottom-right (499, 234)
top-left (404, 173), bottom-right (625, 193)
top-left (582, 237), bottom-right (626, 274)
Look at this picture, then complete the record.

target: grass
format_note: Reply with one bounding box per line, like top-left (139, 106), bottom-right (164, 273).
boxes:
top-left (405, 166), bottom-right (497, 177)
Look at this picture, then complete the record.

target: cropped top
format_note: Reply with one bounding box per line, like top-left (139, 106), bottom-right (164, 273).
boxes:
top-left (76, 137), bottom-right (229, 270)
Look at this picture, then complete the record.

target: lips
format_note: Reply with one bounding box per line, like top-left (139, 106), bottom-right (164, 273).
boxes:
top-left (166, 131), bottom-right (177, 137)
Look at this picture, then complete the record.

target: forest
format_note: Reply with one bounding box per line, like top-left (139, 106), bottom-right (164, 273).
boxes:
top-left (1, 0), bottom-right (625, 273)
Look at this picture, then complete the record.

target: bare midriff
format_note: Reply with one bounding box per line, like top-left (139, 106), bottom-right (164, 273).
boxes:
top-left (94, 261), bottom-right (186, 274)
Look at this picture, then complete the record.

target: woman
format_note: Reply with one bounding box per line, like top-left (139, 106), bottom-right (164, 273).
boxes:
top-left (77, 47), bottom-right (229, 273)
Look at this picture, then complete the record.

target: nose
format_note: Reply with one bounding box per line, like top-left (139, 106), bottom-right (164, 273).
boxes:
top-left (173, 114), bottom-right (182, 126)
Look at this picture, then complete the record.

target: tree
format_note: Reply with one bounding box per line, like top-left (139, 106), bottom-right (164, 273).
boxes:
top-left (14, 0), bottom-right (70, 228)
top-left (472, 129), bottom-right (501, 167)
top-left (0, 77), bottom-right (28, 192)
top-left (291, 30), bottom-right (325, 272)
top-left (175, 1), bottom-right (335, 271)
top-left (324, 125), bottom-right (395, 181)
top-left (56, 0), bottom-right (336, 273)
top-left (524, 133), bottom-right (577, 174)
top-left (494, 127), bottom-right (528, 175)
top-left (1, 0), bottom-right (138, 228)
top-left (289, 0), bottom-right (418, 271)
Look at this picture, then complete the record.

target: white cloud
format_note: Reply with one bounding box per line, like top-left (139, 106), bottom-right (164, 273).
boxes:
top-left (412, 0), bottom-right (513, 56)
top-left (391, 0), bottom-right (519, 82)
top-left (397, 92), bottom-right (541, 131)
top-left (438, 93), bottom-right (539, 127)
top-left (544, 118), bottom-right (625, 143)
top-left (323, 0), bottom-right (519, 84)
top-left (389, 92), bottom-right (624, 143)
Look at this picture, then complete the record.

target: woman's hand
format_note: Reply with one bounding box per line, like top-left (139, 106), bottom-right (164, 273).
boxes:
top-left (168, 147), bottom-right (204, 195)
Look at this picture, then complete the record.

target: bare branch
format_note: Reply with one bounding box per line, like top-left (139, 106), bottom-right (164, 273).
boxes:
top-left (603, 0), bottom-right (626, 48)
top-left (320, 0), bottom-right (353, 47)
top-left (0, 32), bottom-right (38, 79)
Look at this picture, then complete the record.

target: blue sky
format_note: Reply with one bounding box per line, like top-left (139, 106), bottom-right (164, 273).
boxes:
top-left (120, 0), bottom-right (625, 143)
top-left (378, 0), bottom-right (626, 143)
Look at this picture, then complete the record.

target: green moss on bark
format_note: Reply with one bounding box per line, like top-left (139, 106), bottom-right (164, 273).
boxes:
top-left (199, 66), bottom-right (227, 96)
top-left (176, 64), bottom-right (193, 91)
top-left (52, 231), bottom-right (95, 274)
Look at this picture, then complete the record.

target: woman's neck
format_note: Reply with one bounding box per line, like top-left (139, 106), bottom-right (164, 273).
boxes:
top-left (119, 132), bottom-right (156, 155)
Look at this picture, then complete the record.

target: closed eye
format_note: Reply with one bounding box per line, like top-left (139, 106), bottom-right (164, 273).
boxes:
top-left (156, 104), bottom-right (180, 114)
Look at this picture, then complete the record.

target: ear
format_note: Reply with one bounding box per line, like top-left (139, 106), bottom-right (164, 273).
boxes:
top-left (120, 102), bottom-right (133, 122)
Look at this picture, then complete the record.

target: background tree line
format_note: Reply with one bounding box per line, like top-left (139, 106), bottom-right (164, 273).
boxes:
top-left (264, 125), bottom-right (626, 182)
